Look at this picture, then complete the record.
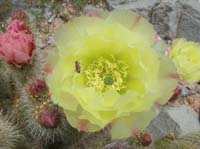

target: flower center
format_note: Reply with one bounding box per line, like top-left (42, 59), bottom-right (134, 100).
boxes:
top-left (84, 57), bottom-right (128, 94)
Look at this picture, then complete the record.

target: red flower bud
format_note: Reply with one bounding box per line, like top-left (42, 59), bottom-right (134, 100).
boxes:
top-left (7, 20), bottom-right (31, 34)
top-left (29, 80), bottom-right (48, 97)
top-left (11, 10), bottom-right (27, 21)
top-left (139, 132), bottom-right (152, 147)
top-left (169, 86), bottom-right (182, 102)
top-left (38, 106), bottom-right (60, 128)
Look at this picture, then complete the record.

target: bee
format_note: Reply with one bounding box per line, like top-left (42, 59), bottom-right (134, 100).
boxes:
top-left (75, 61), bottom-right (81, 73)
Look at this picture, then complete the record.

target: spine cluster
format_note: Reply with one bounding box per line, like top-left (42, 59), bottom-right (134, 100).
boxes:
top-left (0, 112), bottom-right (23, 149)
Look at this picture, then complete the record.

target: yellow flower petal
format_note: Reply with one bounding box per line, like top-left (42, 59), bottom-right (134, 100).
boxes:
top-left (106, 10), bottom-right (155, 46)
top-left (111, 107), bottom-right (156, 139)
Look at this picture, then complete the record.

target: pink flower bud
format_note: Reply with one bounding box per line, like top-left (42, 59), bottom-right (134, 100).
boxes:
top-left (29, 80), bottom-right (48, 97)
top-left (0, 32), bottom-right (35, 65)
top-left (38, 106), bottom-right (60, 128)
top-left (7, 20), bottom-right (31, 34)
top-left (11, 10), bottom-right (27, 21)
top-left (139, 132), bottom-right (152, 147)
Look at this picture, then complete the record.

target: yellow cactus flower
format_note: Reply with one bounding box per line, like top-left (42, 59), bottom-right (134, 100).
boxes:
top-left (170, 39), bottom-right (200, 82)
top-left (47, 10), bottom-right (178, 139)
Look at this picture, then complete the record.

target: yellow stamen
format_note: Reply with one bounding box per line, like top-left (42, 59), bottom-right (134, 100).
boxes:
top-left (84, 57), bottom-right (128, 94)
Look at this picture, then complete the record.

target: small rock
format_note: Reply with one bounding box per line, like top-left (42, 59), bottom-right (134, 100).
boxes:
top-left (106, 0), bottom-right (160, 17)
top-left (83, 5), bottom-right (104, 14)
top-left (181, 86), bottom-right (196, 96)
top-left (147, 105), bottom-right (200, 142)
top-left (176, 12), bottom-right (200, 42)
top-left (150, 1), bottom-right (178, 38)
top-left (48, 14), bottom-right (56, 24)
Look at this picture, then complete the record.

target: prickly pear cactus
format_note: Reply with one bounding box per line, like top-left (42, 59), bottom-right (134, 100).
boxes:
top-left (0, 14), bottom-right (79, 148)
top-left (18, 79), bottom-right (79, 147)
